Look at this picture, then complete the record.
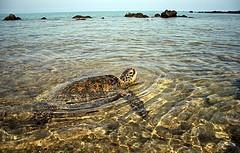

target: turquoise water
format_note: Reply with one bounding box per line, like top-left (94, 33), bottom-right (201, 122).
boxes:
top-left (0, 11), bottom-right (240, 152)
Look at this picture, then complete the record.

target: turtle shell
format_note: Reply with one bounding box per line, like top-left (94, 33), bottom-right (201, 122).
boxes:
top-left (56, 75), bottom-right (122, 103)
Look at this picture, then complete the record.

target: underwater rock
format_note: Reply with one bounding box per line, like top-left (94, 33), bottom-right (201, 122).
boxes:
top-left (205, 94), bottom-right (221, 105)
top-left (161, 10), bottom-right (177, 18)
top-left (124, 12), bottom-right (149, 18)
top-left (3, 14), bottom-right (21, 21)
top-left (228, 125), bottom-right (240, 148)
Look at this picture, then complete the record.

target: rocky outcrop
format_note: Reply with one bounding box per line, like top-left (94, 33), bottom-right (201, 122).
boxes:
top-left (155, 11), bottom-right (192, 18)
top-left (124, 13), bottom-right (149, 18)
top-left (161, 10), bottom-right (177, 18)
top-left (41, 17), bottom-right (47, 20)
top-left (177, 15), bottom-right (188, 18)
top-left (154, 13), bottom-right (161, 17)
top-left (3, 14), bottom-right (21, 21)
top-left (72, 15), bottom-right (92, 20)
top-left (197, 10), bottom-right (240, 14)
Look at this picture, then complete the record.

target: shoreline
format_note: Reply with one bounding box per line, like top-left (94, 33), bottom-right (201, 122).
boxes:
top-left (191, 10), bottom-right (240, 14)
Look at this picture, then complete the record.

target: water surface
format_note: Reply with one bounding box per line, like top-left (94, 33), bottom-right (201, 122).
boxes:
top-left (0, 11), bottom-right (240, 152)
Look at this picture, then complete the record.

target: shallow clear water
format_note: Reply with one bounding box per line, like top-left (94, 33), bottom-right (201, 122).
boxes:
top-left (0, 11), bottom-right (240, 152)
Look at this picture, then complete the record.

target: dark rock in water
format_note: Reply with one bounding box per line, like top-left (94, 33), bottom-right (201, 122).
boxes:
top-left (161, 10), bottom-right (177, 18)
top-left (155, 11), bottom-right (191, 18)
top-left (101, 17), bottom-right (104, 19)
top-left (75, 18), bottom-right (86, 20)
top-left (154, 13), bottom-right (161, 17)
top-left (189, 11), bottom-right (193, 13)
top-left (197, 10), bottom-right (240, 14)
top-left (178, 15), bottom-right (188, 18)
top-left (72, 15), bottom-right (92, 20)
top-left (41, 17), bottom-right (47, 20)
top-left (3, 14), bottom-right (22, 21)
top-left (124, 12), bottom-right (149, 18)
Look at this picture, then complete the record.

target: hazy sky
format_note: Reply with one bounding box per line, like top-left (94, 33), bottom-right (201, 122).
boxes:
top-left (0, 0), bottom-right (239, 13)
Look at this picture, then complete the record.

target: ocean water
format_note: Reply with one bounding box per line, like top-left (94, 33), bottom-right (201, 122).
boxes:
top-left (0, 11), bottom-right (240, 152)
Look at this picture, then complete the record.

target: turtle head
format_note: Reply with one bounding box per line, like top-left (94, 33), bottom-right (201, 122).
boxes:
top-left (119, 68), bottom-right (137, 88)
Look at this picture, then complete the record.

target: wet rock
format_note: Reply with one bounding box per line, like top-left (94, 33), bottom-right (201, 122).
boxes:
top-left (41, 17), bottom-right (47, 20)
top-left (101, 17), bottom-right (104, 19)
top-left (3, 14), bottom-right (22, 21)
top-left (72, 15), bottom-right (92, 20)
top-left (189, 11), bottom-right (193, 13)
top-left (154, 13), bottom-right (161, 17)
top-left (105, 121), bottom-right (119, 134)
top-left (75, 18), bottom-right (86, 20)
top-left (124, 12), bottom-right (149, 18)
top-left (210, 111), bottom-right (227, 124)
top-left (205, 94), bottom-right (220, 105)
top-left (161, 10), bottom-right (177, 18)
top-left (178, 15), bottom-right (188, 18)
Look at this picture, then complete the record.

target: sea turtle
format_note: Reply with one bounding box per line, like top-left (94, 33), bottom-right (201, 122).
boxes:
top-left (55, 68), bottom-right (148, 118)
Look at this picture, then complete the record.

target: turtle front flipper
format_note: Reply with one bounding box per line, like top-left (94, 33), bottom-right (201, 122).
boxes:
top-left (122, 90), bottom-right (148, 119)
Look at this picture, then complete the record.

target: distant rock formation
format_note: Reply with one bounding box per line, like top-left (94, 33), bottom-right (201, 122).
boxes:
top-left (154, 10), bottom-right (190, 18)
top-left (41, 17), bottom-right (47, 20)
top-left (161, 10), bottom-right (177, 18)
top-left (177, 15), bottom-right (188, 18)
top-left (101, 17), bottom-right (104, 19)
top-left (124, 13), bottom-right (149, 18)
top-left (154, 13), bottom-right (161, 17)
top-left (72, 15), bottom-right (92, 20)
top-left (189, 11), bottom-right (193, 13)
top-left (197, 10), bottom-right (240, 14)
top-left (3, 14), bottom-right (21, 21)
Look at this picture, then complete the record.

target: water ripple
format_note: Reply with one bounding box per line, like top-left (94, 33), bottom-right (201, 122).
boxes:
top-left (0, 12), bottom-right (240, 152)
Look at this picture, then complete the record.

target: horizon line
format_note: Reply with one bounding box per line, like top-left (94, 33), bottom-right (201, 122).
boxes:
top-left (1, 9), bottom-right (240, 14)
